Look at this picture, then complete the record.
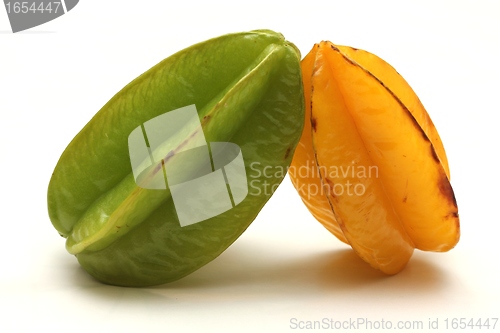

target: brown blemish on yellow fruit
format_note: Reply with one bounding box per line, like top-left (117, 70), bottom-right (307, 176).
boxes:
top-left (430, 145), bottom-right (441, 164)
top-left (438, 172), bottom-right (458, 208)
top-left (311, 117), bottom-right (317, 132)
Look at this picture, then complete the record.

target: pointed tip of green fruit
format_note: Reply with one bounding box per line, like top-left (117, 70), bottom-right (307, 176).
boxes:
top-left (286, 41), bottom-right (302, 60)
top-left (249, 29), bottom-right (301, 59)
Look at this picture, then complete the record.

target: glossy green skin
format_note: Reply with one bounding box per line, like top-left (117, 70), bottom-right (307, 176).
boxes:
top-left (47, 30), bottom-right (304, 286)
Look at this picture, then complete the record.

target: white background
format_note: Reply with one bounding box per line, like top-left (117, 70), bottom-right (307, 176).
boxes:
top-left (1, 1), bottom-right (499, 332)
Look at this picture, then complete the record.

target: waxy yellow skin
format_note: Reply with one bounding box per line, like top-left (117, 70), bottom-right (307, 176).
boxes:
top-left (290, 42), bottom-right (460, 274)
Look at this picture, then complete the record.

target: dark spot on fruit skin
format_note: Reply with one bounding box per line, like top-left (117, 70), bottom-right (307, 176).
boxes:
top-left (402, 195), bottom-right (407, 203)
top-left (311, 117), bottom-right (317, 132)
top-left (430, 145), bottom-right (440, 164)
top-left (284, 147), bottom-right (291, 159)
top-left (438, 172), bottom-right (458, 208)
top-left (203, 115), bottom-right (211, 121)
